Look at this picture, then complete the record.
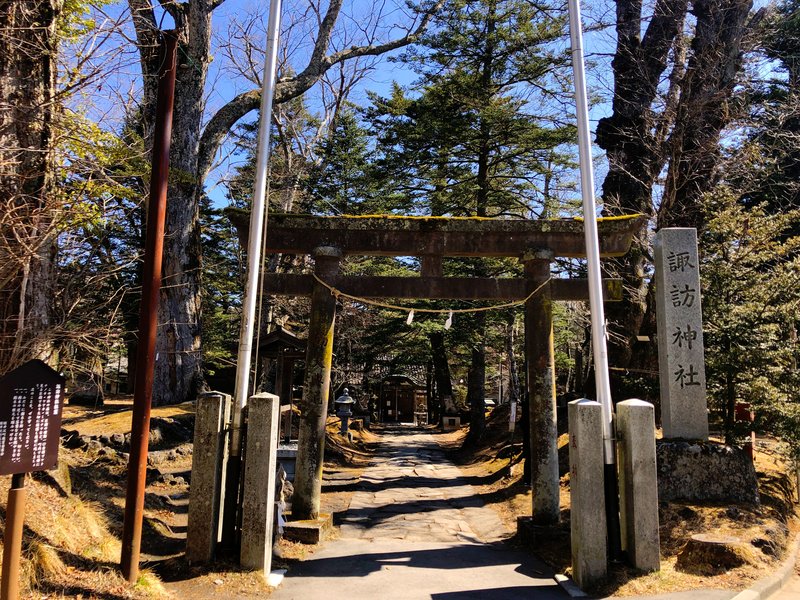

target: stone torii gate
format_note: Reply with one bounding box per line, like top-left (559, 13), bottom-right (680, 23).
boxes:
top-left (229, 212), bottom-right (642, 524)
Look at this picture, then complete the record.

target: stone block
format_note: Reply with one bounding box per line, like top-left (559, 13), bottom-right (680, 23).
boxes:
top-left (568, 399), bottom-right (607, 589)
top-left (186, 392), bottom-right (231, 564)
top-left (283, 512), bottom-right (333, 544)
top-left (617, 399), bottom-right (660, 572)
top-left (654, 228), bottom-right (709, 441)
top-left (656, 441), bottom-right (759, 504)
top-left (442, 416), bottom-right (461, 430)
top-left (241, 393), bottom-right (280, 574)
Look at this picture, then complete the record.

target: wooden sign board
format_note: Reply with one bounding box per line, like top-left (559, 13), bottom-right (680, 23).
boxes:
top-left (0, 360), bottom-right (65, 475)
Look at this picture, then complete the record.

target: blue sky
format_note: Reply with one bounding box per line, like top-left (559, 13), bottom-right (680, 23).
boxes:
top-left (200, 0), bottom-right (621, 209)
top-left (82, 0), bottom-right (688, 212)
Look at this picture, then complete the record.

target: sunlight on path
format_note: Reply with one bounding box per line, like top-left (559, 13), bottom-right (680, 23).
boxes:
top-left (270, 426), bottom-right (566, 600)
top-left (339, 429), bottom-right (508, 543)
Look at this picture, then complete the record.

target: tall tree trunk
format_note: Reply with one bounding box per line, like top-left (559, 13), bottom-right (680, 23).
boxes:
top-left (127, 0), bottom-right (443, 404)
top-left (429, 331), bottom-right (453, 408)
top-left (0, 0), bottom-right (62, 373)
top-left (462, 1), bottom-right (495, 440)
top-left (659, 0), bottom-right (754, 229)
top-left (595, 0), bottom-right (688, 373)
top-left (466, 312), bottom-right (487, 444)
top-left (131, 2), bottom-right (211, 405)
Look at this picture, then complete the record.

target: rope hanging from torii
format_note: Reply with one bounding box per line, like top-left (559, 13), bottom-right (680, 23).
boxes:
top-left (311, 272), bottom-right (553, 327)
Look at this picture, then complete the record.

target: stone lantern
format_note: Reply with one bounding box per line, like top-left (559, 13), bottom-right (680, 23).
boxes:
top-left (335, 388), bottom-right (355, 434)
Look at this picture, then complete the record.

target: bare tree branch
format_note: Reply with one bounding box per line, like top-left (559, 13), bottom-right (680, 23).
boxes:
top-left (196, 0), bottom-right (444, 181)
top-left (156, 0), bottom-right (185, 21)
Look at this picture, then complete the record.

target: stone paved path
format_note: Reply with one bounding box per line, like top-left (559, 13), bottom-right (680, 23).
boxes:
top-left (338, 428), bottom-right (508, 544)
top-left (271, 426), bottom-right (566, 599)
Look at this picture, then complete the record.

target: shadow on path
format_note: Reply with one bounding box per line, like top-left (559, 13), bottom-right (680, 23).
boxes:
top-left (271, 425), bottom-right (568, 599)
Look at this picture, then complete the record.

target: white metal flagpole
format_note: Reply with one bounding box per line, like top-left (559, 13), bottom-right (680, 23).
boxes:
top-left (566, 0), bottom-right (622, 557)
top-left (231, 0), bottom-right (283, 458)
top-left (566, 0), bottom-right (613, 466)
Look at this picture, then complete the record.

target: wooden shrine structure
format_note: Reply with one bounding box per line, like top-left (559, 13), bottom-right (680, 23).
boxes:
top-left (258, 326), bottom-right (305, 443)
top-left (228, 212), bottom-right (643, 524)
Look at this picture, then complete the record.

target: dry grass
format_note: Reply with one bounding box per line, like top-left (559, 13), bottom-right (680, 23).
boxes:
top-left (13, 396), bottom-right (796, 599)
top-left (0, 456), bottom-right (171, 598)
top-left (62, 397), bottom-right (193, 437)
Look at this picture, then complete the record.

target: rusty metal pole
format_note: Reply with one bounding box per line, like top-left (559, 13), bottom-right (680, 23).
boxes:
top-left (120, 31), bottom-right (178, 584)
top-left (524, 249), bottom-right (560, 525)
top-left (291, 247), bottom-right (341, 520)
top-left (1, 474), bottom-right (26, 600)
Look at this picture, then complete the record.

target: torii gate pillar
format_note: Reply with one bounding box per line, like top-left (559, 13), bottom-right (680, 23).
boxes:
top-left (524, 248), bottom-right (560, 524)
top-left (292, 246), bottom-right (341, 520)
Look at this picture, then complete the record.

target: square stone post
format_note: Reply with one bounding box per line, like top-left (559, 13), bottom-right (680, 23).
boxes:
top-left (241, 392), bottom-right (280, 574)
top-left (568, 399), bottom-right (607, 589)
top-left (524, 248), bottom-right (559, 524)
top-left (617, 399), bottom-right (660, 572)
top-left (186, 392), bottom-right (231, 564)
top-left (654, 228), bottom-right (709, 440)
top-left (292, 246), bottom-right (341, 520)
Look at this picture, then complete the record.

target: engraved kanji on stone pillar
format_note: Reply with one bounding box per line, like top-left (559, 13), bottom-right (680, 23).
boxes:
top-left (655, 228), bottom-right (709, 441)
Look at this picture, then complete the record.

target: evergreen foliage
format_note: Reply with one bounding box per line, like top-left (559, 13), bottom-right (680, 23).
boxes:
top-left (701, 190), bottom-right (800, 447)
top-left (367, 0), bottom-right (575, 218)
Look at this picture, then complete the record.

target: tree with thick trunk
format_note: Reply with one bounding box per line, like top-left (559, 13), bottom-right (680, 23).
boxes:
top-left (659, 0), bottom-right (754, 229)
top-left (596, 0), bottom-right (756, 374)
top-left (127, 0), bottom-right (443, 404)
top-left (0, 0), bottom-right (63, 373)
top-left (595, 0), bottom-right (689, 371)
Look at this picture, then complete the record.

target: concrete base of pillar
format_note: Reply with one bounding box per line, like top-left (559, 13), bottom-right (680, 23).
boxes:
top-left (283, 512), bottom-right (333, 544)
top-left (568, 399), bottom-right (607, 589)
top-left (186, 392), bottom-right (231, 564)
top-left (241, 393), bottom-right (280, 574)
top-left (617, 399), bottom-right (661, 572)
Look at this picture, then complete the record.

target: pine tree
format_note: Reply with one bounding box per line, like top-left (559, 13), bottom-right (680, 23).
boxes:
top-left (366, 0), bottom-right (574, 440)
top-left (306, 108), bottom-right (384, 215)
top-left (369, 0), bottom-right (574, 218)
top-left (700, 191), bottom-right (800, 444)
top-left (735, 0), bottom-right (800, 218)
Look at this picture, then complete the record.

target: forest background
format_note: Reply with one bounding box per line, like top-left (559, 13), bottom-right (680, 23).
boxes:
top-left (1, 0), bottom-right (799, 456)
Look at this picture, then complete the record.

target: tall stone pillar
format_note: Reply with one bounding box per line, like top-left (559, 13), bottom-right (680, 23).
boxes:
top-left (524, 248), bottom-right (559, 524)
top-left (186, 392), bottom-right (231, 564)
top-left (654, 228), bottom-right (709, 440)
top-left (292, 246), bottom-right (341, 520)
top-left (617, 399), bottom-right (660, 572)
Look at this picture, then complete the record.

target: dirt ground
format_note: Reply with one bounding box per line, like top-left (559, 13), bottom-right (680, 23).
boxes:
top-left (2, 397), bottom-right (797, 598)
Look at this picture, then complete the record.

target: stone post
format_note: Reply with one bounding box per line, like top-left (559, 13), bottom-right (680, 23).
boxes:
top-left (292, 246), bottom-right (341, 520)
top-left (186, 392), bottom-right (231, 564)
top-left (654, 228), bottom-right (709, 440)
top-left (240, 393), bottom-right (280, 574)
top-left (524, 248), bottom-right (559, 524)
top-left (568, 399), bottom-right (607, 589)
top-left (617, 399), bottom-right (660, 572)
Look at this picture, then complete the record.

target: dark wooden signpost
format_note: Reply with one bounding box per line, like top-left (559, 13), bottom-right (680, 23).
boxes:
top-left (0, 359), bottom-right (65, 600)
